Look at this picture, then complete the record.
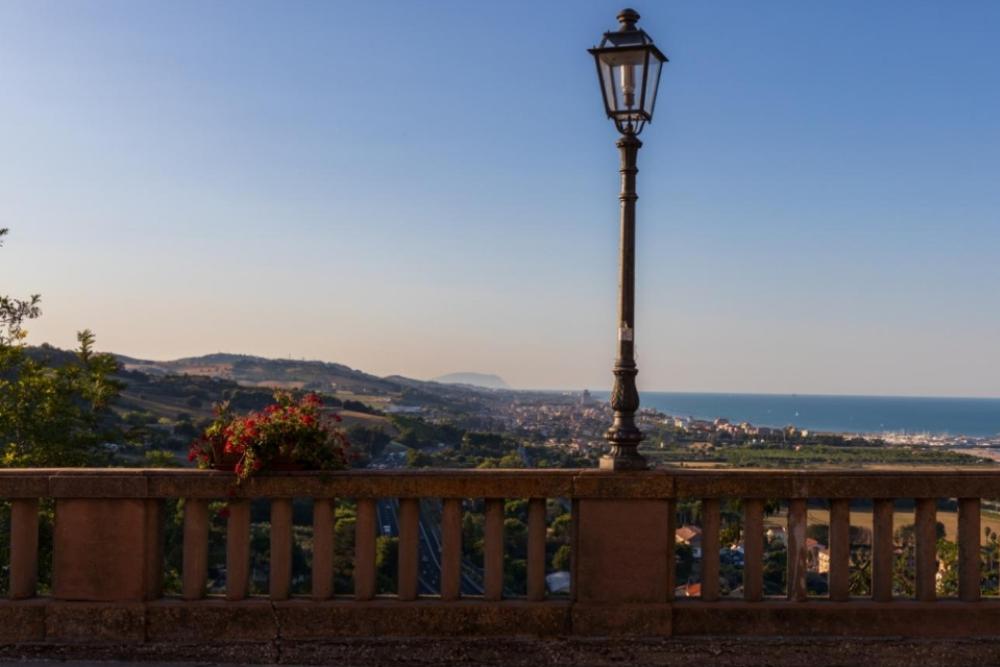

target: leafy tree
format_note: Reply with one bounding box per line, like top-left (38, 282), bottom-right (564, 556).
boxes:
top-left (806, 523), bottom-right (830, 546)
top-left (405, 449), bottom-right (433, 467)
top-left (0, 230), bottom-right (123, 466)
top-left (144, 450), bottom-right (181, 468)
top-left (675, 542), bottom-right (694, 584)
top-left (0, 229), bottom-right (41, 347)
top-left (849, 547), bottom-right (872, 596)
top-left (375, 535), bottom-right (398, 593)
top-left (552, 544), bottom-right (572, 571)
top-left (763, 543), bottom-right (787, 595)
top-left (936, 539), bottom-right (959, 596)
top-left (1, 330), bottom-right (123, 466)
top-left (333, 503), bottom-right (357, 593)
top-left (347, 425), bottom-right (391, 460)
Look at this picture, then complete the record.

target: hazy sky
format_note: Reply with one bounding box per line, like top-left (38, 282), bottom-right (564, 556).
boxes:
top-left (1, 1), bottom-right (998, 396)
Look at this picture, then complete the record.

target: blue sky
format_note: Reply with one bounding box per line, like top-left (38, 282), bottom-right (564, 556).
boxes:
top-left (1, 1), bottom-right (998, 396)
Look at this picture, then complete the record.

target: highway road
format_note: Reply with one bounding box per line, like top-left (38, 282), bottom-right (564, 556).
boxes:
top-left (369, 452), bottom-right (484, 596)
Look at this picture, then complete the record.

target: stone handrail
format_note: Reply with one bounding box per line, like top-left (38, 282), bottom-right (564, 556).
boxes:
top-left (2, 467), bottom-right (1000, 647)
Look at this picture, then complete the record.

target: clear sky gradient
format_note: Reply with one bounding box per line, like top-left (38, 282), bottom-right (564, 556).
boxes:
top-left (1, 1), bottom-right (998, 396)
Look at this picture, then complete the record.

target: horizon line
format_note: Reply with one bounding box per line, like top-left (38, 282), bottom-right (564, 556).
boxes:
top-left (50, 344), bottom-right (1000, 403)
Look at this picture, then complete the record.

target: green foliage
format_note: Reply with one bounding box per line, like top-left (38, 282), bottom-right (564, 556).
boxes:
top-left (675, 542), bottom-right (694, 584)
top-left (375, 536), bottom-right (399, 593)
top-left (552, 544), bottom-right (572, 571)
top-left (0, 229), bottom-right (41, 347)
top-left (144, 449), bottom-right (181, 468)
top-left (497, 452), bottom-right (523, 468)
top-left (648, 443), bottom-right (988, 468)
top-left (405, 449), bottom-right (434, 467)
top-left (462, 432), bottom-right (508, 456)
top-left (936, 539), bottom-right (959, 596)
top-left (0, 330), bottom-right (123, 466)
top-left (806, 523), bottom-right (830, 545)
top-left (333, 503), bottom-right (357, 593)
top-left (346, 425), bottom-right (392, 460)
top-left (392, 415), bottom-right (462, 449)
top-left (849, 547), bottom-right (872, 596)
top-left (763, 543), bottom-right (787, 595)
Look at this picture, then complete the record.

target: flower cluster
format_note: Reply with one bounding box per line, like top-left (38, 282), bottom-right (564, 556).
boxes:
top-left (188, 392), bottom-right (350, 482)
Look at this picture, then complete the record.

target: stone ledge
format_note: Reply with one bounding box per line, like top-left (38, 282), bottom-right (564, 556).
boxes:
top-left (0, 599), bottom-right (45, 643)
top-left (6, 467), bottom-right (1000, 501)
top-left (8, 598), bottom-right (1000, 644)
top-left (45, 601), bottom-right (146, 642)
top-left (4, 637), bottom-right (1000, 666)
top-left (673, 599), bottom-right (1000, 637)
top-left (274, 599), bottom-right (570, 638)
top-left (146, 598), bottom-right (278, 642)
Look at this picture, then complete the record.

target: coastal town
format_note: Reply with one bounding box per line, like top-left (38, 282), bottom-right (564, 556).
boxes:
top-left (381, 386), bottom-right (1000, 468)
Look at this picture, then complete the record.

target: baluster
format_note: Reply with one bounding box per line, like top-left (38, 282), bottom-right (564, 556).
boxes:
top-left (959, 497), bottom-right (981, 602)
top-left (398, 498), bottom-right (420, 601)
top-left (440, 498), bottom-right (462, 601)
top-left (914, 498), bottom-right (937, 602)
top-left (355, 498), bottom-right (376, 601)
top-left (665, 498), bottom-right (677, 601)
top-left (743, 498), bottom-right (764, 602)
top-left (787, 498), bottom-right (808, 601)
top-left (527, 498), bottom-right (547, 601)
top-left (828, 499), bottom-right (851, 602)
top-left (9, 499), bottom-right (39, 600)
top-left (226, 500), bottom-right (251, 601)
top-left (484, 499), bottom-right (504, 601)
top-left (182, 498), bottom-right (209, 600)
top-left (700, 498), bottom-right (720, 602)
top-left (441, 498), bottom-right (462, 600)
top-left (312, 498), bottom-right (335, 600)
top-left (872, 498), bottom-right (894, 602)
top-left (270, 498), bottom-right (293, 600)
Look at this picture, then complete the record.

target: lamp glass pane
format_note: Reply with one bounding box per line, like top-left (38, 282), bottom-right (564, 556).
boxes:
top-left (597, 48), bottom-right (647, 115)
top-left (642, 57), bottom-right (662, 118)
top-left (600, 60), bottom-right (617, 116)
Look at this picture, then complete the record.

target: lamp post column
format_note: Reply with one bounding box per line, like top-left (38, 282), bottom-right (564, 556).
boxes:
top-left (601, 131), bottom-right (647, 471)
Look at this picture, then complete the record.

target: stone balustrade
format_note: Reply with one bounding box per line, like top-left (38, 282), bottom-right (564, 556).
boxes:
top-left (2, 467), bottom-right (1000, 650)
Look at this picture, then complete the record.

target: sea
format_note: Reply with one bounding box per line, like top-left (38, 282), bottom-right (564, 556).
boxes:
top-left (595, 392), bottom-right (1000, 438)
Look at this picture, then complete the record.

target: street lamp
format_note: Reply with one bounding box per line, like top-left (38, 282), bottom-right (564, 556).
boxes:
top-left (589, 8), bottom-right (667, 471)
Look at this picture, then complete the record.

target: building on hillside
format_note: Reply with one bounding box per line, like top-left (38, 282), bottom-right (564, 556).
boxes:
top-left (816, 545), bottom-right (830, 574)
top-left (676, 525), bottom-right (703, 558)
top-left (675, 582), bottom-right (702, 598)
top-left (767, 526), bottom-right (787, 544)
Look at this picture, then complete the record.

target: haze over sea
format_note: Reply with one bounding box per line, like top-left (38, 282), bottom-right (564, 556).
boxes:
top-left (600, 392), bottom-right (1000, 437)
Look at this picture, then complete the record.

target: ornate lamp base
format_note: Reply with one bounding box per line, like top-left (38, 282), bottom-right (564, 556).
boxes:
top-left (600, 424), bottom-right (648, 471)
top-left (599, 450), bottom-right (648, 471)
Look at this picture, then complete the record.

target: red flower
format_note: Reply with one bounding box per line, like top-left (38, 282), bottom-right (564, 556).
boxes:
top-left (333, 414), bottom-right (342, 423)
top-left (218, 506), bottom-right (231, 519)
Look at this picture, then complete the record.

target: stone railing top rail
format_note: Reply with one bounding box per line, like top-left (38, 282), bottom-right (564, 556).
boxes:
top-left (0, 466), bottom-right (998, 499)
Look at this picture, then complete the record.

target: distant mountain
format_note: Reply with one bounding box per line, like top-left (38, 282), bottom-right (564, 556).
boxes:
top-left (115, 352), bottom-right (402, 395)
top-left (432, 372), bottom-right (510, 390)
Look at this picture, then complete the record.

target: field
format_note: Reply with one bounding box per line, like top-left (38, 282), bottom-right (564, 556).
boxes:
top-left (763, 507), bottom-right (1000, 542)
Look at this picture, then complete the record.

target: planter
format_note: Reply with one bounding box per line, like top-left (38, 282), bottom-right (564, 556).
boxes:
top-left (269, 460), bottom-right (307, 472)
top-left (190, 392), bottom-right (348, 479)
top-left (210, 441), bottom-right (307, 472)
top-left (211, 441), bottom-right (242, 471)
